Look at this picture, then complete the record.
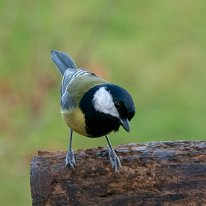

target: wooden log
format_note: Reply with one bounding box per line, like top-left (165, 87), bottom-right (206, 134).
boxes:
top-left (30, 141), bottom-right (206, 206)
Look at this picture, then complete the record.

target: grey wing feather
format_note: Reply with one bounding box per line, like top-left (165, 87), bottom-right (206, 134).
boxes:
top-left (60, 69), bottom-right (76, 109)
top-left (61, 89), bottom-right (74, 110)
top-left (51, 50), bottom-right (77, 75)
top-left (61, 69), bottom-right (89, 110)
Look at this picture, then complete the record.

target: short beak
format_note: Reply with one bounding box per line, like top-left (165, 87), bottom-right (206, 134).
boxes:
top-left (120, 118), bottom-right (130, 132)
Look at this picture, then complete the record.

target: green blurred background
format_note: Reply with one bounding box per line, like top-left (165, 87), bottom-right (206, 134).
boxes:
top-left (0, 0), bottom-right (206, 205)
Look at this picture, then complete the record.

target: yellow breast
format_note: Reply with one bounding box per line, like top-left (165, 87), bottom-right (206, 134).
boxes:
top-left (61, 108), bottom-right (88, 136)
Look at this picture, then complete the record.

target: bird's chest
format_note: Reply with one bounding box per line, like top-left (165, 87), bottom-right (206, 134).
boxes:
top-left (61, 108), bottom-right (88, 136)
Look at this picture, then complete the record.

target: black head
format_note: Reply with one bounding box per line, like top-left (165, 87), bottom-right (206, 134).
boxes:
top-left (79, 84), bottom-right (135, 137)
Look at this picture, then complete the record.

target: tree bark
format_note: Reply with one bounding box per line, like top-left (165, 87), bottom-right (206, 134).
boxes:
top-left (30, 141), bottom-right (206, 206)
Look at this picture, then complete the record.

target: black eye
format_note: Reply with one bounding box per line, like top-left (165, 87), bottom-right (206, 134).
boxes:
top-left (114, 101), bottom-right (122, 109)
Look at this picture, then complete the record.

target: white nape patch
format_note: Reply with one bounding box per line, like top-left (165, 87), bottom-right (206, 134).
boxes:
top-left (93, 87), bottom-right (119, 118)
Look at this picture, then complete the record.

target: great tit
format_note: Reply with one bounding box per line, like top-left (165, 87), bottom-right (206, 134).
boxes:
top-left (51, 50), bottom-right (135, 171)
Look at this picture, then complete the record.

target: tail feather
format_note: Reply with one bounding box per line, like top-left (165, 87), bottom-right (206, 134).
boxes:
top-left (51, 50), bottom-right (77, 75)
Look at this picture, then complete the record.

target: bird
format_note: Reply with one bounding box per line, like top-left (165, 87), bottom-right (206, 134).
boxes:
top-left (51, 50), bottom-right (135, 171)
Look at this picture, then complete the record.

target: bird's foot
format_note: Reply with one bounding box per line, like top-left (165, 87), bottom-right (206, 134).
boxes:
top-left (65, 149), bottom-right (76, 169)
top-left (107, 146), bottom-right (122, 172)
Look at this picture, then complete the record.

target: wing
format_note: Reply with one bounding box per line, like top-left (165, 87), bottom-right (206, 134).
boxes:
top-left (61, 69), bottom-right (91, 110)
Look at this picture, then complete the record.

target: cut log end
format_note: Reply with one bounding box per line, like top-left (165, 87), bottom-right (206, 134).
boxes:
top-left (30, 141), bottom-right (206, 206)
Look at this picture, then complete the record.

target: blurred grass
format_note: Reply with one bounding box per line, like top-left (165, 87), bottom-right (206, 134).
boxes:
top-left (0, 0), bottom-right (206, 205)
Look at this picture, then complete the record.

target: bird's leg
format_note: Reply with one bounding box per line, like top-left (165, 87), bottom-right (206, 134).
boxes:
top-left (105, 135), bottom-right (122, 172)
top-left (65, 129), bottom-right (76, 169)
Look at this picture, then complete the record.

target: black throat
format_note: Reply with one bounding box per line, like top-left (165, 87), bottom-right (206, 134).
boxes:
top-left (79, 84), bottom-right (120, 137)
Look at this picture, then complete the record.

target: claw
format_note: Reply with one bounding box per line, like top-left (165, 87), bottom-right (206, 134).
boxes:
top-left (65, 149), bottom-right (76, 169)
top-left (107, 146), bottom-right (122, 172)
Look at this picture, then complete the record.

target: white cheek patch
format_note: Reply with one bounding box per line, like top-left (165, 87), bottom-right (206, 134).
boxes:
top-left (93, 87), bottom-right (119, 118)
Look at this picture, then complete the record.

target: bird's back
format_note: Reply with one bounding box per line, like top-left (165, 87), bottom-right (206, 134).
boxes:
top-left (61, 71), bottom-right (107, 110)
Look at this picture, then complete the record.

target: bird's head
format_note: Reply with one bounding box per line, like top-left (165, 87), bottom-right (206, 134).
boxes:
top-left (80, 84), bottom-right (135, 137)
top-left (92, 84), bottom-right (135, 132)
